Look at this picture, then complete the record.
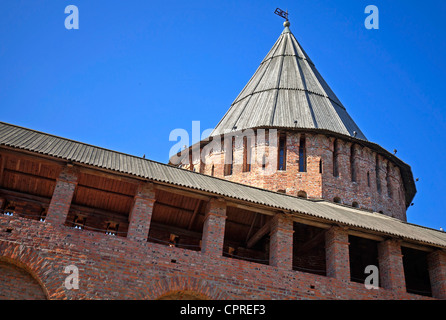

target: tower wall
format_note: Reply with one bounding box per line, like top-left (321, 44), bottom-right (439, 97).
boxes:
top-left (192, 131), bottom-right (407, 221)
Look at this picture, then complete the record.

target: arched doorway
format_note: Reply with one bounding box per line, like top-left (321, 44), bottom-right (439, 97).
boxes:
top-left (0, 260), bottom-right (47, 300)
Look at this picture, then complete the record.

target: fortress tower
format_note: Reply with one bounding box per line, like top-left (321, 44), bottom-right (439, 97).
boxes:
top-left (173, 20), bottom-right (416, 222)
top-left (2, 17), bottom-right (444, 301)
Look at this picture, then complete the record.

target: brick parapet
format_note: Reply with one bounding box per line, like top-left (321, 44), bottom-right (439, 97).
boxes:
top-left (0, 214), bottom-right (436, 300)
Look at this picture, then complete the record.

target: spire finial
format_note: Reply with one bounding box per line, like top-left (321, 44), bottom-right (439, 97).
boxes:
top-left (274, 8), bottom-right (290, 30)
top-left (274, 8), bottom-right (289, 21)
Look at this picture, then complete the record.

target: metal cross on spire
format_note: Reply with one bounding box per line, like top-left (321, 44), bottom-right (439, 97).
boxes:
top-left (274, 8), bottom-right (289, 21)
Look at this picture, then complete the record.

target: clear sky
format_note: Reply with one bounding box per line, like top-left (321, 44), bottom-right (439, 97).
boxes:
top-left (1, 0), bottom-right (445, 230)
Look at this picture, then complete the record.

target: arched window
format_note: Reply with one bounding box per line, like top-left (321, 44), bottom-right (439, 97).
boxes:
top-left (297, 191), bottom-right (307, 199)
top-left (333, 197), bottom-right (341, 204)
top-left (277, 189), bottom-right (286, 194)
top-left (352, 201), bottom-right (359, 208)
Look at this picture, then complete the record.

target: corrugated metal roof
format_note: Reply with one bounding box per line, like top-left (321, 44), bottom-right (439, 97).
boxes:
top-left (211, 24), bottom-right (367, 140)
top-left (0, 121), bottom-right (443, 248)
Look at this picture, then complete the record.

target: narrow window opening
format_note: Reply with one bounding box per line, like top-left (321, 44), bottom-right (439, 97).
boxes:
top-left (243, 136), bottom-right (252, 172)
top-left (333, 139), bottom-right (339, 177)
top-left (278, 133), bottom-right (287, 171)
top-left (386, 163), bottom-right (393, 199)
top-left (211, 164), bottom-right (215, 177)
top-left (189, 152), bottom-right (194, 172)
top-left (224, 137), bottom-right (234, 176)
top-left (350, 144), bottom-right (356, 182)
top-left (319, 159), bottom-right (323, 174)
top-left (376, 156), bottom-right (381, 194)
top-left (299, 135), bottom-right (306, 172)
top-left (367, 171), bottom-right (371, 187)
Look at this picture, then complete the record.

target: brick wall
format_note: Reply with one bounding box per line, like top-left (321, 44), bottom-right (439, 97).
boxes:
top-left (0, 214), bottom-right (436, 300)
top-left (0, 260), bottom-right (47, 299)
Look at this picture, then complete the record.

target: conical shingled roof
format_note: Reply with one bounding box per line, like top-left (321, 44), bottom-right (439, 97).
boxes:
top-left (211, 22), bottom-right (367, 140)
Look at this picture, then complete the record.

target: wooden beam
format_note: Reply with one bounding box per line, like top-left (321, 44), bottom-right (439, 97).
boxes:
top-left (401, 241), bottom-right (434, 253)
top-left (0, 188), bottom-right (128, 220)
top-left (227, 201), bottom-right (277, 216)
top-left (77, 183), bottom-right (134, 198)
top-left (155, 201), bottom-right (195, 214)
top-left (0, 147), bottom-right (65, 168)
top-left (155, 184), bottom-right (210, 202)
top-left (0, 188), bottom-right (51, 205)
top-left (291, 214), bottom-right (331, 230)
top-left (247, 220), bottom-right (271, 249)
top-left (188, 200), bottom-right (202, 230)
top-left (3, 168), bottom-right (57, 183)
top-left (348, 229), bottom-right (385, 242)
top-left (78, 166), bottom-right (140, 185)
top-left (245, 213), bottom-right (258, 244)
top-left (150, 221), bottom-right (202, 240)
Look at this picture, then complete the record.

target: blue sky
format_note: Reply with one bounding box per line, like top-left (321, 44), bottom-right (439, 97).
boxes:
top-left (1, 0), bottom-right (445, 230)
